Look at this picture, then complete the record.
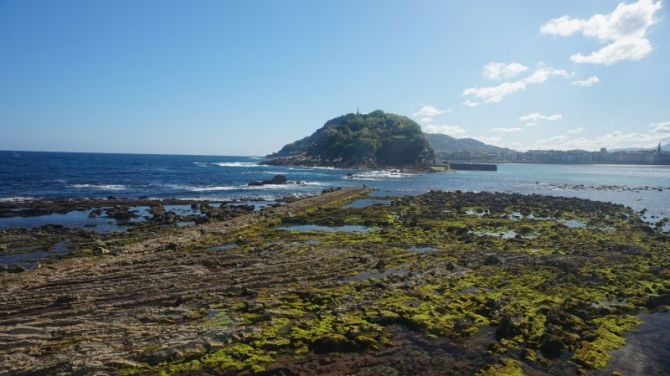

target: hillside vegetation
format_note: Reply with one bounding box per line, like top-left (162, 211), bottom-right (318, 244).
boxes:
top-left (265, 110), bottom-right (434, 169)
top-left (426, 133), bottom-right (515, 156)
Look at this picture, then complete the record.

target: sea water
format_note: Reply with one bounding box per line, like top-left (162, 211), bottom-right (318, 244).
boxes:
top-left (1, 151), bottom-right (669, 218)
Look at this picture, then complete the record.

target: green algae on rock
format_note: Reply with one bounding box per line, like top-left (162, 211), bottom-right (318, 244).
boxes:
top-left (2, 190), bottom-right (668, 375)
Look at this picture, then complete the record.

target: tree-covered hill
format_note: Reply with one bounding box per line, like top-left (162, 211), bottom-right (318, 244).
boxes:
top-left (424, 133), bottom-right (517, 162)
top-left (265, 110), bottom-right (434, 169)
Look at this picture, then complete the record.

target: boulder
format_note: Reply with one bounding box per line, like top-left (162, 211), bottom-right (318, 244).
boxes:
top-left (495, 315), bottom-right (521, 339)
top-left (483, 255), bottom-right (502, 265)
top-left (249, 175), bottom-right (288, 186)
top-left (150, 206), bottom-right (165, 218)
top-left (106, 206), bottom-right (135, 221)
top-left (6, 264), bottom-right (27, 273)
top-left (540, 335), bottom-right (567, 358)
top-left (93, 246), bottom-right (111, 255)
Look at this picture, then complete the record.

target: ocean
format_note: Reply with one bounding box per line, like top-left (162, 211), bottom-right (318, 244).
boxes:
top-left (1, 150), bottom-right (669, 218)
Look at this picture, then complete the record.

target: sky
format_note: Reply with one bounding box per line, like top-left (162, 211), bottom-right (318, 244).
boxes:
top-left (1, 0), bottom-right (669, 155)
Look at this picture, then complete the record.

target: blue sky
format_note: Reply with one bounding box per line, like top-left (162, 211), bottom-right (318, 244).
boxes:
top-left (1, 0), bottom-right (669, 155)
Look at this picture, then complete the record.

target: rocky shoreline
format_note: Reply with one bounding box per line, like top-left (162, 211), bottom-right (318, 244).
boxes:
top-left (1, 188), bottom-right (669, 375)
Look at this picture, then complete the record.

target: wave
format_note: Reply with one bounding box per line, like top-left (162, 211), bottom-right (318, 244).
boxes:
top-left (70, 184), bottom-right (127, 191)
top-left (167, 181), bottom-right (328, 192)
top-left (215, 162), bottom-right (261, 168)
top-left (193, 161), bottom-right (261, 168)
top-left (288, 166), bottom-right (342, 171)
top-left (348, 170), bottom-right (415, 181)
top-left (0, 196), bottom-right (35, 203)
top-left (297, 181), bottom-right (329, 186)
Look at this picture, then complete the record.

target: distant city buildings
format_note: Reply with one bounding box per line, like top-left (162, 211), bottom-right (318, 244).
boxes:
top-left (437, 142), bottom-right (670, 165)
top-left (514, 143), bottom-right (670, 165)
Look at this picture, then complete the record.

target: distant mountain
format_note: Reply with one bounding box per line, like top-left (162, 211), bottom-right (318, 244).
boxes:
top-left (663, 143), bottom-right (670, 152)
top-left (424, 133), bottom-right (516, 158)
top-left (264, 110), bottom-right (434, 169)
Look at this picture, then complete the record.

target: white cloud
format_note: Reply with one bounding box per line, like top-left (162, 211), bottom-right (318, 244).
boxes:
top-left (650, 121), bottom-right (670, 134)
top-left (484, 120), bottom-right (669, 151)
top-left (483, 62), bottom-right (529, 80)
top-left (540, 0), bottom-right (662, 65)
top-left (422, 124), bottom-right (468, 138)
top-left (463, 65), bottom-right (569, 104)
top-left (462, 99), bottom-right (480, 108)
top-left (571, 75), bottom-right (600, 87)
top-left (414, 105), bottom-right (445, 118)
top-left (413, 105), bottom-right (452, 125)
top-left (478, 136), bottom-right (502, 145)
top-left (490, 127), bottom-right (524, 133)
top-left (522, 125), bottom-right (669, 151)
top-left (519, 112), bottom-right (563, 126)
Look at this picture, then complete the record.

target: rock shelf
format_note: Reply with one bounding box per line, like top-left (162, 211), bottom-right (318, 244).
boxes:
top-left (0, 188), bottom-right (668, 375)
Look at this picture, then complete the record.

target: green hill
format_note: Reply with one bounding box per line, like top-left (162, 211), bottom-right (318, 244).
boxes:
top-left (424, 133), bottom-right (517, 161)
top-left (265, 111), bottom-right (434, 169)
top-left (424, 133), bottom-right (515, 154)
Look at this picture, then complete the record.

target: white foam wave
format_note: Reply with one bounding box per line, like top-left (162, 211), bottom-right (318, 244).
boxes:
top-left (0, 196), bottom-right (35, 203)
top-left (298, 181), bottom-right (329, 186)
top-left (288, 166), bottom-right (341, 171)
top-left (168, 181), bottom-right (328, 192)
top-left (214, 162), bottom-right (261, 168)
top-left (192, 161), bottom-right (261, 168)
top-left (348, 170), bottom-right (415, 181)
top-left (71, 184), bottom-right (127, 191)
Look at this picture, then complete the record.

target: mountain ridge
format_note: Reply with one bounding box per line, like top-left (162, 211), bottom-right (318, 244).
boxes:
top-left (424, 133), bottom-right (515, 155)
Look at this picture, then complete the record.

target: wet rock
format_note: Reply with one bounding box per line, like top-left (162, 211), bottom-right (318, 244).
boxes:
top-left (53, 294), bottom-right (80, 306)
top-left (106, 206), bottom-right (135, 221)
top-left (6, 326), bottom-right (45, 335)
top-left (231, 204), bottom-right (255, 212)
top-left (540, 334), bottom-right (567, 358)
top-left (139, 348), bottom-right (183, 365)
top-left (249, 175), bottom-right (288, 186)
top-left (483, 255), bottom-right (502, 265)
top-left (646, 294), bottom-right (670, 309)
top-left (175, 341), bottom-right (208, 360)
top-left (93, 246), bottom-right (111, 255)
top-left (495, 316), bottom-right (521, 339)
top-left (105, 359), bottom-right (143, 369)
top-left (309, 335), bottom-right (361, 354)
top-left (88, 208), bottom-right (103, 218)
top-left (6, 264), bottom-right (27, 273)
top-left (150, 206), bottom-right (165, 218)
top-left (164, 211), bottom-right (178, 224)
top-left (258, 368), bottom-right (299, 376)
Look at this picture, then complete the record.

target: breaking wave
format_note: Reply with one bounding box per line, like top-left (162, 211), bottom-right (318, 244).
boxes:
top-left (0, 196), bottom-right (35, 203)
top-left (70, 184), bottom-right (128, 191)
top-left (167, 181), bottom-right (328, 192)
top-left (348, 170), bottom-right (415, 181)
top-left (193, 161), bottom-right (261, 168)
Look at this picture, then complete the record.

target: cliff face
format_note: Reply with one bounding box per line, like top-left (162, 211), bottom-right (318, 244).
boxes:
top-left (265, 110), bottom-right (434, 169)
